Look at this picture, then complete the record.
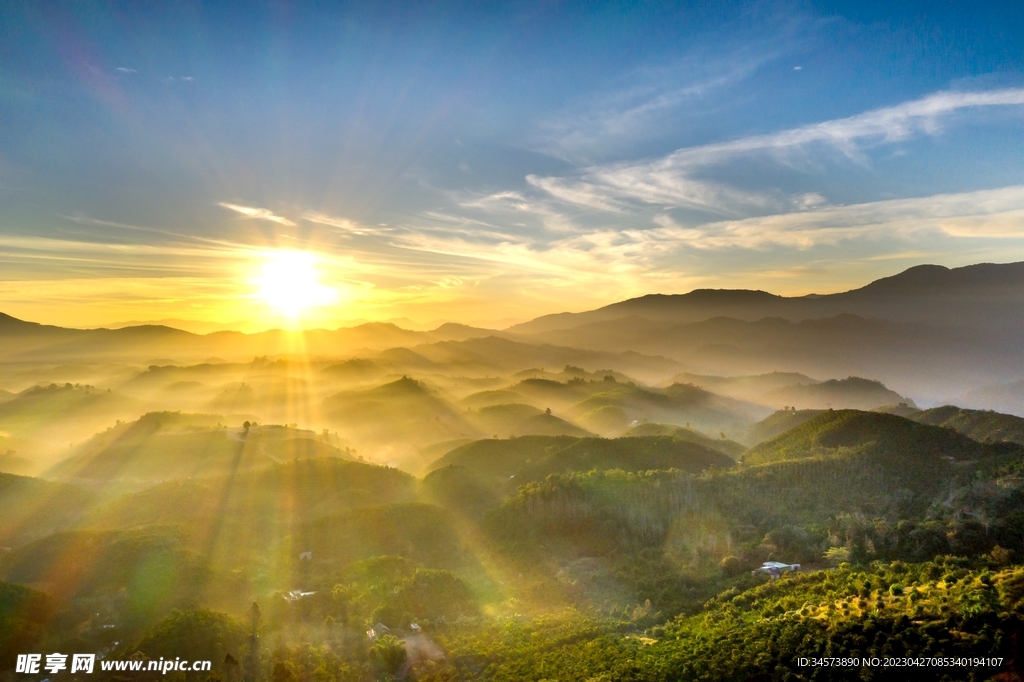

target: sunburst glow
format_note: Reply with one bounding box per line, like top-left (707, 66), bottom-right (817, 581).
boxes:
top-left (256, 250), bottom-right (337, 317)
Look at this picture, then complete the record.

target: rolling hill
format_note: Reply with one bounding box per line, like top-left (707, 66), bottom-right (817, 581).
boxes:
top-left (46, 412), bottom-right (350, 485)
top-left (0, 383), bottom-right (142, 463)
top-left (468, 403), bottom-right (592, 438)
top-left (624, 422), bottom-right (746, 458)
top-left (666, 371), bottom-right (817, 402)
top-left (743, 409), bottom-right (1018, 465)
top-left (427, 435), bottom-right (734, 485)
top-left (84, 458), bottom-right (418, 531)
top-left (760, 376), bottom-right (912, 410)
top-left (909, 405), bottom-right (1024, 445)
top-left (566, 381), bottom-right (769, 438)
top-left (0, 473), bottom-right (96, 545)
top-left (745, 408), bottom-right (825, 444)
top-left (322, 376), bottom-right (484, 455)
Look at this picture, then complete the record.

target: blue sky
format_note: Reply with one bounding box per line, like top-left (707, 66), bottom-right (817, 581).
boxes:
top-left (2, 0), bottom-right (1024, 329)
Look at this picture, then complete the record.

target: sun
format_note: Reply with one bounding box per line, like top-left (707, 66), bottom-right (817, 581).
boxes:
top-left (256, 250), bottom-right (337, 317)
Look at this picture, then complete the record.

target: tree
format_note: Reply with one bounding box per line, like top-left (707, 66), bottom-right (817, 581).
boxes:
top-left (719, 556), bottom-right (742, 577)
top-left (370, 634), bottom-right (407, 680)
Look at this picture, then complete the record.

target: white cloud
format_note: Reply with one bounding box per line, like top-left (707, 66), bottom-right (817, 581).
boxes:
top-left (530, 24), bottom-right (805, 163)
top-left (386, 186), bottom-right (1024, 296)
top-left (662, 88), bottom-right (1024, 166)
top-left (456, 189), bottom-right (583, 232)
top-left (524, 175), bottom-right (624, 213)
top-left (218, 203), bottom-right (297, 227)
top-left (301, 211), bottom-right (374, 235)
top-left (116, 67), bottom-right (137, 74)
top-left (531, 88), bottom-right (1024, 214)
top-left (642, 186), bottom-right (1024, 250)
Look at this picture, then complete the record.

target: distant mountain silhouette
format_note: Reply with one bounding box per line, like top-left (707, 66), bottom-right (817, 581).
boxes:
top-left (509, 261), bottom-right (1024, 333)
top-left (499, 262), bottom-right (1024, 405)
top-left (2, 261), bottom-right (1023, 409)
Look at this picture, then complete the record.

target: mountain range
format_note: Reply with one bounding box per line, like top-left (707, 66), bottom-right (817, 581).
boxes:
top-left (2, 261), bottom-right (1023, 410)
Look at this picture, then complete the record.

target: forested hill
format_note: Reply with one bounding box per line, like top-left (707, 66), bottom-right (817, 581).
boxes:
top-left (742, 409), bottom-right (1022, 465)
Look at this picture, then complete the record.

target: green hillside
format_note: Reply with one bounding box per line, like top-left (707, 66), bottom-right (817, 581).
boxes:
top-left (510, 377), bottom-right (595, 409)
top-left (762, 376), bottom-right (912, 410)
top-left (625, 422), bottom-right (746, 458)
top-left (0, 529), bottom-right (206, 601)
top-left (429, 435), bottom-right (732, 483)
top-left (743, 409), bottom-right (1015, 465)
top-left (117, 362), bottom-right (247, 394)
top-left (0, 383), bottom-right (138, 435)
top-left (427, 435), bottom-right (577, 476)
top-left (468, 403), bottom-right (592, 438)
top-left (746, 408), bottom-right (825, 444)
top-left (323, 376), bottom-right (482, 446)
top-left (537, 437), bottom-right (733, 479)
top-left (459, 388), bottom-right (531, 409)
top-left (910, 405), bottom-right (1024, 445)
top-left (0, 449), bottom-right (33, 475)
top-left (293, 503), bottom-right (468, 571)
top-left (667, 371), bottom-right (817, 402)
top-left (424, 435), bottom-right (734, 525)
top-left (0, 581), bottom-right (53, 668)
top-left (0, 473), bottom-right (95, 545)
top-left (86, 458), bottom-right (418, 531)
top-left (320, 357), bottom-right (389, 381)
top-left (418, 560), bottom-right (1024, 682)
top-left (0, 528), bottom-right (218, 646)
top-left (46, 412), bottom-right (350, 484)
top-left (421, 465), bottom-right (504, 519)
top-left (0, 384), bottom-right (142, 464)
top-left (567, 381), bottom-right (767, 437)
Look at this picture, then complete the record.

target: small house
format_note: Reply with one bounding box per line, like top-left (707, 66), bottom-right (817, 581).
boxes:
top-left (366, 622), bottom-right (391, 640)
top-left (753, 561), bottom-right (800, 579)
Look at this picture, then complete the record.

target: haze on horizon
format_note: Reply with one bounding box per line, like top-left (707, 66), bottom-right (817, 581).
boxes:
top-left (2, 1), bottom-right (1024, 332)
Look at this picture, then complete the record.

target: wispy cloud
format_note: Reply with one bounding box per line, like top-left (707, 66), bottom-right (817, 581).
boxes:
top-left (660, 88), bottom-right (1024, 166)
top-left (641, 186), bottom-right (1024, 250)
top-left (530, 18), bottom-right (811, 163)
top-left (531, 88), bottom-right (1024, 214)
top-left (218, 202), bottom-right (297, 227)
top-left (302, 211), bottom-right (377, 235)
top-left (390, 186), bottom-right (1024, 296)
top-left (534, 55), bottom-right (772, 163)
top-left (455, 190), bottom-right (584, 232)
top-left (115, 67), bottom-right (137, 74)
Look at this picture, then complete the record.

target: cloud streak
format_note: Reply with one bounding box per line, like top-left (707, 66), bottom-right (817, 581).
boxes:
top-left (218, 202), bottom-right (297, 226)
top-left (302, 211), bottom-right (379, 235)
top-left (394, 187), bottom-right (1024, 287)
top-left (531, 88), bottom-right (1024, 214)
top-left (642, 186), bottom-right (1024, 250)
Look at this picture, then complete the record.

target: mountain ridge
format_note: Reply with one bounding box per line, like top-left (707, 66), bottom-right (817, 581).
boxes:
top-left (508, 261), bottom-right (1024, 334)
